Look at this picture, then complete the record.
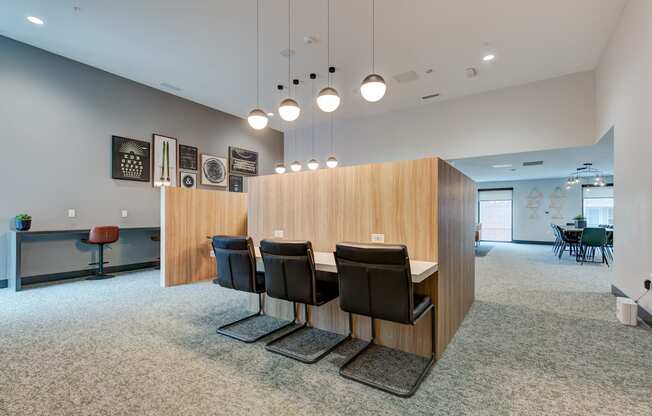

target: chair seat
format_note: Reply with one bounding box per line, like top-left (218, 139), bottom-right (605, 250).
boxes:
top-left (315, 279), bottom-right (339, 305)
top-left (413, 295), bottom-right (432, 321)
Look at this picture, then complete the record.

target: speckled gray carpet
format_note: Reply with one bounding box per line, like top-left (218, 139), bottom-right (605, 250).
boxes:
top-left (1, 243), bottom-right (651, 415)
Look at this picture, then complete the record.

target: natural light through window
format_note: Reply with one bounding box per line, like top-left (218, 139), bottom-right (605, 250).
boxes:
top-left (583, 185), bottom-right (614, 226)
top-left (478, 189), bottom-right (513, 242)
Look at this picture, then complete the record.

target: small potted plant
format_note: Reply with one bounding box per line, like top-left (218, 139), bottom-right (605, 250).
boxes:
top-left (15, 214), bottom-right (32, 231)
top-left (573, 214), bottom-right (587, 229)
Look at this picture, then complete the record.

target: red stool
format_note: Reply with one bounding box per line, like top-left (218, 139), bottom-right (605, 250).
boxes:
top-left (82, 226), bottom-right (120, 280)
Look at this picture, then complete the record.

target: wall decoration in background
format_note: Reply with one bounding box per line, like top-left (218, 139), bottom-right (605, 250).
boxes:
top-left (229, 146), bottom-right (258, 176)
top-left (526, 187), bottom-right (544, 219)
top-left (111, 136), bottom-right (150, 182)
top-left (201, 154), bottom-right (228, 187)
top-left (229, 175), bottom-right (244, 192)
top-left (153, 134), bottom-right (178, 187)
top-left (548, 186), bottom-right (567, 219)
top-left (180, 171), bottom-right (197, 189)
top-left (178, 144), bottom-right (198, 171)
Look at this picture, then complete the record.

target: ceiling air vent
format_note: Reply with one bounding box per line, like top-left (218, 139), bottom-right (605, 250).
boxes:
top-left (393, 70), bottom-right (419, 83)
top-left (422, 93), bottom-right (440, 100)
top-left (522, 160), bottom-right (544, 166)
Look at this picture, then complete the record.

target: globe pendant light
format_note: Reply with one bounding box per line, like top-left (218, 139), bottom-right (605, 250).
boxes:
top-left (290, 160), bottom-right (302, 172)
top-left (248, 109), bottom-right (268, 130)
top-left (248, 0), bottom-right (268, 130)
top-left (275, 162), bottom-right (286, 174)
top-left (279, 0), bottom-right (301, 122)
top-left (308, 159), bottom-right (320, 170)
top-left (279, 98), bottom-right (300, 121)
top-left (360, 0), bottom-right (386, 102)
top-left (317, 1), bottom-right (340, 112)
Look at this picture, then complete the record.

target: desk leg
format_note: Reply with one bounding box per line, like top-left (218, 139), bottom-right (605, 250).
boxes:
top-left (8, 233), bottom-right (21, 291)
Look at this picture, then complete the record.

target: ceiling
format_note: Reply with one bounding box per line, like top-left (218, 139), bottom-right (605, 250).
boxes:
top-left (0, 0), bottom-right (626, 131)
top-left (451, 132), bottom-right (614, 183)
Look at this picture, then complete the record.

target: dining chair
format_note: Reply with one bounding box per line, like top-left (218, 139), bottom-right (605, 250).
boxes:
top-left (577, 228), bottom-right (609, 266)
top-left (555, 225), bottom-right (579, 259)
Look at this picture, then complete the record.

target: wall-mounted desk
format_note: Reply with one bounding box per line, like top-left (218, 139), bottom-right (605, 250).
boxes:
top-left (7, 226), bottom-right (160, 291)
top-left (253, 247), bottom-right (438, 283)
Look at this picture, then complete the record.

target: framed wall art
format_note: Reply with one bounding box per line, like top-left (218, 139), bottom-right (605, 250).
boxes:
top-left (178, 144), bottom-right (198, 171)
top-left (229, 175), bottom-right (244, 192)
top-left (180, 171), bottom-right (197, 189)
top-left (152, 134), bottom-right (178, 187)
top-left (200, 154), bottom-right (228, 187)
top-left (229, 146), bottom-right (258, 176)
top-left (111, 135), bottom-right (150, 182)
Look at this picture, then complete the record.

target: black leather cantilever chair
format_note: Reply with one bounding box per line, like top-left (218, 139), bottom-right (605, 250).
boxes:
top-left (334, 242), bottom-right (436, 397)
top-left (212, 236), bottom-right (293, 343)
top-left (260, 239), bottom-right (349, 363)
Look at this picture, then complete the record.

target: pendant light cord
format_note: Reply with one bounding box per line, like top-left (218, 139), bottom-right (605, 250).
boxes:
top-left (311, 77), bottom-right (315, 155)
top-left (330, 113), bottom-right (334, 155)
top-left (256, 0), bottom-right (260, 107)
top-left (372, 0), bottom-right (375, 73)
top-left (288, 0), bottom-right (292, 97)
top-left (328, 0), bottom-right (331, 87)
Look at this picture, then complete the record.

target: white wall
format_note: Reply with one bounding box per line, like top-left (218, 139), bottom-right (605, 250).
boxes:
top-left (478, 178), bottom-right (584, 242)
top-left (286, 71), bottom-right (597, 166)
top-left (596, 0), bottom-right (652, 312)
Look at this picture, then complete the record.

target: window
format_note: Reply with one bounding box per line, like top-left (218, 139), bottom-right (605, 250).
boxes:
top-left (583, 185), bottom-right (614, 226)
top-left (478, 189), bottom-right (513, 242)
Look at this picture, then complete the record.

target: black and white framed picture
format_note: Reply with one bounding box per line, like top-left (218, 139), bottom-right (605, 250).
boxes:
top-left (178, 144), bottom-right (198, 171)
top-left (200, 154), bottom-right (228, 187)
top-left (180, 171), bottom-right (197, 189)
top-left (229, 146), bottom-right (258, 176)
top-left (111, 135), bottom-right (150, 182)
top-left (152, 134), bottom-right (178, 187)
top-left (229, 175), bottom-right (244, 192)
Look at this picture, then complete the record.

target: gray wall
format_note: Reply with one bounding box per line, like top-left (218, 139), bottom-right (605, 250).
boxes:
top-left (0, 36), bottom-right (283, 279)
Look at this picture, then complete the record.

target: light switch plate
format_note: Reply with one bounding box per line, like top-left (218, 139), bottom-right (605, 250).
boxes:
top-left (121, 210), bottom-right (128, 218)
top-left (273, 229), bottom-right (284, 238)
top-left (371, 233), bottom-right (385, 243)
top-left (67, 209), bottom-right (76, 218)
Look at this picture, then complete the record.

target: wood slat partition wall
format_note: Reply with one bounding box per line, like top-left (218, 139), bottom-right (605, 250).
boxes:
top-left (247, 157), bottom-right (475, 358)
top-left (161, 187), bottom-right (247, 287)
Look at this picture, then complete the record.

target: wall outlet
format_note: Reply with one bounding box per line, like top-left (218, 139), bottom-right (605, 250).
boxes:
top-left (371, 233), bottom-right (385, 243)
top-left (67, 209), bottom-right (76, 218)
top-left (273, 229), bottom-right (284, 238)
top-left (121, 209), bottom-right (128, 218)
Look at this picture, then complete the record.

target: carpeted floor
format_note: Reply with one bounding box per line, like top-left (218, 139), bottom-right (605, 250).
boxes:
top-left (1, 243), bottom-right (650, 416)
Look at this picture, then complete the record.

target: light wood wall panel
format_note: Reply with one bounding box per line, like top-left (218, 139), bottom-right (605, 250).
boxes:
top-left (247, 157), bottom-right (474, 358)
top-left (161, 187), bottom-right (247, 287)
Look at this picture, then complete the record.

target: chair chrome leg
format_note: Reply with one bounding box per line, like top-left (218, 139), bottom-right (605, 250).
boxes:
top-left (217, 293), bottom-right (295, 343)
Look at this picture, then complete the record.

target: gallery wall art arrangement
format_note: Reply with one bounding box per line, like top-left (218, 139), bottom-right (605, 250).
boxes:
top-left (110, 134), bottom-right (257, 191)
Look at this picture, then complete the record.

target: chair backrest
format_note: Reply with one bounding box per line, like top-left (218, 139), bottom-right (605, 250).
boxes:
top-left (212, 236), bottom-right (259, 293)
top-left (260, 239), bottom-right (316, 304)
top-left (550, 224), bottom-right (560, 239)
top-left (581, 228), bottom-right (607, 247)
top-left (88, 226), bottom-right (120, 244)
top-left (334, 242), bottom-right (413, 325)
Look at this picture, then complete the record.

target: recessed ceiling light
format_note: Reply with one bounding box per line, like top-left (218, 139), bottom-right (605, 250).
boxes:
top-left (492, 164), bottom-right (512, 168)
top-left (27, 16), bottom-right (44, 25)
top-left (483, 54), bottom-right (496, 62)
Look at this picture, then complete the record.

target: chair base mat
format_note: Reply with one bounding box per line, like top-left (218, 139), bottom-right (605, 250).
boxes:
top-left (340, 343), bottom-right (435, 397)
top-left (266, 325), bottom-right (349, 363)
top-left (218, 314), bottom-right (292, 343)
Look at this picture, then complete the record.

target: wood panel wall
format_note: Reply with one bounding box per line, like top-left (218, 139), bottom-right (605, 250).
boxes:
top-left (436, 159), bottom-right (476, 356)
top-left (161, 187), bottom-right (247, 287)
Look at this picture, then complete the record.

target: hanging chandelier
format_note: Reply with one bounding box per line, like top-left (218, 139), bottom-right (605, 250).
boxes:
top-left (565, 163), bottom-right (606, 189)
